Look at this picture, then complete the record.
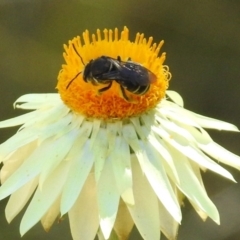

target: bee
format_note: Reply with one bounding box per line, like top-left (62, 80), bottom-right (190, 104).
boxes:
top-left (66, 44), bottom-right (157, 102)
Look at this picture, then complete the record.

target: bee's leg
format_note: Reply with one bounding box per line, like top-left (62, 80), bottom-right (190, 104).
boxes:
top-left (92, 77), bottom-right (100, 86)
top-left (120, 86), bottom-right (138, 103)
top-left (120, 85), bottom-right (130, 102)
top-left (117, 56), bottom-right (132, 61)
top-left (98, 81), bottom-right (112, 94)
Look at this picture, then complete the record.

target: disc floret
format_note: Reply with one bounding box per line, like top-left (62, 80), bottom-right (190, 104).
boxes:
top-left (57, 27), bottom-right (170, 119)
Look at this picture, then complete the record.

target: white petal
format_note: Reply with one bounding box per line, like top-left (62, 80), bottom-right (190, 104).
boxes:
top-left (156, 115), bottom-right (196, 143)
top-left (183, 124), bottom-right (240, 170)
top-left (147, 134), bottom-right (173, 163)
top-left (0, 111), bottom-right (38, 128)
top-left (114, 199), bottom-right (134, 240)
top-left (93, 128), bottom-right (108, 182)
top-left (111, 136), bottom-right (134, 205)
top-left (106, 122), bottom-right (119, 154)
top-left (41, 196), bottom-right (61, 232)
top-left (152, 125), bottom-right (236, 181)
top-left (5, 177), bottom-right (38, 223)
top-left (142, 127), bottom-right (179, 184)
top-left (122, 123), bottom-right (181, 223)
top-left (97, 157), bottom-right (120, 239)
top-left (127, 155), bottom-right (161, 240)
top-left (15, 102), bottom-right (48, 110)
top-left (0, 129), bottom-right (38, 161)
top-left (89, 119), bottom-right (101, 148)
top-left (189, 161), bottom-right (205, 188)
top-left (183, 109), bottom-right (238, 131)
top-left (20, 103), bottom-right (69, 130)
top-left (1, 141), bottom-right (37, 182)
top-left (131, 117), bottom-right (179, 184)
top-left (140, 111), bottom-right (156, 130)
top-left (0, 137), bottom-right (65, 200)
top-left (201, 142), bottom-right (240, 170)
top-left (60, 141), bottom-right (94, 215)
top-left (122, 123), bottom-right (141, 153)
top-left (157, 107), bottom-right (201, 129)
top-left (169, 144), bottom-right (220, 224)
top-left (158, 200), bottom-right (179, 240)
top-left (38, 114), bottom-right (73, 142)
top-left (139, 141), bottom-right (181, 222)
top-left (68, 173), bottom-right (99, 240)
top-left (20, 160), bottom-right (70, 236)
top-left (14, 93), bottom-right (60, 106)
top-left (189, 199), bottom-right (208, 221)
top-left (159, 100), bottom-right (239, 132)
top-left (54, 115), bottom-right (80, 137)
top-left (38, 129), bottom-right (80, 188)
top-left (166, 90), bottom-right (184, 107)
top-left (58, 120), bottom-right (91, 157)
top-left (188, 161), bottom-right (208, 220)
top-left (130, 117), bottom-right (147, 140)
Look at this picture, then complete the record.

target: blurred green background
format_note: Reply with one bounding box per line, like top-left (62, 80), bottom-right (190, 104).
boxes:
top-left (0, 0), bottom-right (240, 239)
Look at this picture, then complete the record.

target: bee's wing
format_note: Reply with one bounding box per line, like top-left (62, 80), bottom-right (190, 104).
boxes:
top-left (147, 69), bottom-right (157, 83)
top-left (99, 58), bottom-right (157, 86)
top-left (99, 70), bottom-right (124, 80)
top-left (122, 62), bottom-right (157, 86)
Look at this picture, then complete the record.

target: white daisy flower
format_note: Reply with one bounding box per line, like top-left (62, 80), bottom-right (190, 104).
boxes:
top-left (0, 27), bottom-right (239, 240)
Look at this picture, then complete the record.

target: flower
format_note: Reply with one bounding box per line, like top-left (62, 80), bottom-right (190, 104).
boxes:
top-left (0, 27), bottom-right (240, 240)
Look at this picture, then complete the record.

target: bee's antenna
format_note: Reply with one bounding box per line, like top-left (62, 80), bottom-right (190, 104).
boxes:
top-left (66, 71), bottom-right (82, 89)
top-left (72, 43), bottom-right (85, 66)
top-left (66, 43), bottom-right (85, 89)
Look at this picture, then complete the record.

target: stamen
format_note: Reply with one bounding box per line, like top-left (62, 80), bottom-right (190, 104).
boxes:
top-left (83, 30), bottom-right (90, 45)
top-left (97, 29), bottom-right (101, 41)
top-left (92, 34), bottom-right (96, 44)
top-left (114, 28), bottom-right (118, 41)
top-left (139, 33), bottom-right (144, 44)
top-left (109, 30), bottom-right (113, 42)
top-left (134, 32), bottom-right (140, 44)
top-left (147, 37), bottom-right (153, 48)
top-left (103, 29), bottom-right (108, 41)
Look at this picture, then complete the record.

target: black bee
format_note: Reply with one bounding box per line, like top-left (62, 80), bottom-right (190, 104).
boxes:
top-left (66, 44), bottom-right (157, 101)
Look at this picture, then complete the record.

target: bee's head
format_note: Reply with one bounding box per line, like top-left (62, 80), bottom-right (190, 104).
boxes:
top-left (83, 57), bottom-right (112, 83)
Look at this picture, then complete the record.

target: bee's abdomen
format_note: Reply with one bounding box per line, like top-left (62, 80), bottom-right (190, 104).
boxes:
top-left (127, 84), bottom-right (150, 95)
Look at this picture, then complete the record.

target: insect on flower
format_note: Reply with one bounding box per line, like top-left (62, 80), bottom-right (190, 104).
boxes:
top-left (66, 44), bottom-right (157, 102)
top-left (0, 27), bottom-right (240, 240)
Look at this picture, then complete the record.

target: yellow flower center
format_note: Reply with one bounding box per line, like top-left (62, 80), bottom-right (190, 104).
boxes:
top-left (57, 27), bottom-right (170, 120)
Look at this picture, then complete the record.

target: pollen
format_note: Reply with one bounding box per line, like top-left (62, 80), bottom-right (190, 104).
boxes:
top-left (57, 27), bottom-right (170, 120)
